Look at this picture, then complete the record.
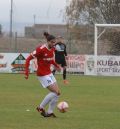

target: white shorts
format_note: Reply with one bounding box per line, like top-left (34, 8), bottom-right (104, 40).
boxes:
top-left (37, 73), bottom-right (56, 88)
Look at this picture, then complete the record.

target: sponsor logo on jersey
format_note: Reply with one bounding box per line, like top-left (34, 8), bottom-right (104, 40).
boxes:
top-left (43, 57), bottom-right (54, 61)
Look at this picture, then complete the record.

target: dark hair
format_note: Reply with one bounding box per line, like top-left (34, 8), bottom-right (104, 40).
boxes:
top-left (47, 35), bottom-right (56, 41)
top-left (43, 32), bottom-right (49, 39)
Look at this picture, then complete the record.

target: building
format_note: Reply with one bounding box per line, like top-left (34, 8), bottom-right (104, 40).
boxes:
top-left (25, 24), bottom-right (67, 38)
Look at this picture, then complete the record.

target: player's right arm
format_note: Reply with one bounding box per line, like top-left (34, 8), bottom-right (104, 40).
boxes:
top-left (25, 54), bottom-right (34, 79)
top-left (25, 46), bottom-right (42, 79)
top-left (24, 48), bottom-right (38, 79)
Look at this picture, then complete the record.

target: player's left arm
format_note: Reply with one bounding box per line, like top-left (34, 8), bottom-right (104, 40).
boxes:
top-left (64, 44), bottom-right (68, 60)
top-left (51, 60), bottom-right (61, 72)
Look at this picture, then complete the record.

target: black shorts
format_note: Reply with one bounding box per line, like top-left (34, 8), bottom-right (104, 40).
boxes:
top-left (55, 58), bottom-right (67, 67)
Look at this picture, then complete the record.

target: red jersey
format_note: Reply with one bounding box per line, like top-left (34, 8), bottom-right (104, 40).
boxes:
top-left (25, 44), bottom-right (59, 76)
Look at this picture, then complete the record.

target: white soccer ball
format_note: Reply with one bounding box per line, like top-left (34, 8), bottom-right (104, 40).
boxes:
top-left (57, 101), bottom-right (69, 113)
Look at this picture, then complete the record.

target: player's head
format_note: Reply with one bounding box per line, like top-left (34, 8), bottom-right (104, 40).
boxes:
top-left (43, 32), bottom-right (49, 39)
top-left (57, 36), bottom-right (64, 43)
top-left (47, 35), bottom-right (56, 48)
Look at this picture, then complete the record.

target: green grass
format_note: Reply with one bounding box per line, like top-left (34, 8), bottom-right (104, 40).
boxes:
top-left (0, 74), bottom-right (120, 129)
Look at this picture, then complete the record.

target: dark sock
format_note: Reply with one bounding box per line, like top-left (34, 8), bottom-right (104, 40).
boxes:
top-left (63, 68), bottom-right (66, 80)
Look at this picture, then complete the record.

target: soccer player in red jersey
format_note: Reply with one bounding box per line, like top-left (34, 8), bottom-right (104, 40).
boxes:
top-left (44, 32), bottom-right (69, 84)
top-left (25, 35), bottom-right (61, 117)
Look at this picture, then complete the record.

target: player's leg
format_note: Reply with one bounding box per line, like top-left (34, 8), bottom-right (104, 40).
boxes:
top-left (38, 84), bottom-right (60, 117)
top-left (45, 82), bottom-right (60, 117)
top-left (63, 66), bottom-right (66, 80)
top-left (47, 82), bottom-right (60, 95)
top-left (62, 61), bottom-right (69, 84)
top-left (47, 95), bottom-right (58, 116)
top-left (39, 91), bottom-right (59, 108)
top-left (37, 91), bottom-right (57, 116)
top-left (37, 74), bottom-right (60, 117)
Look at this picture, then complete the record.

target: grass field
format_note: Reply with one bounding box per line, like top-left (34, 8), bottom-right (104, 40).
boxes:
top-left (0, 74), bottom-right (120, 129)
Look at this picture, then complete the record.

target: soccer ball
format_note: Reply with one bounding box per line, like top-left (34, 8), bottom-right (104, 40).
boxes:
top-left (57, 101), bottom-right (69, 113)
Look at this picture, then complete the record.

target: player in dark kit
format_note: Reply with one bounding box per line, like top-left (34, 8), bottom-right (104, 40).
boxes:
top-left (53, 36), bottom-right (69, 84)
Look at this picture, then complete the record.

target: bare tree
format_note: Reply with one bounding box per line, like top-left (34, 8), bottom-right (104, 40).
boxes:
top-left (65, 0), bottom-right (120, 55)
top-left (66, 0), bottom-right (120, 24)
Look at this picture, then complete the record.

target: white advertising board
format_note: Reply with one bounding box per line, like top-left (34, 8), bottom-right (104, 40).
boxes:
top-left (1, 53), bottom-right (120, 76)
top-left (97, 56), bottom-right (120, 76)
top-left (85, 55), bottom-right (120, 76)
top-left (0, 53), bottom-right (33, 73)
top-left (67, 54), bottom-right (86, 74)
top-left (85, 55), bottom-right (95, 75)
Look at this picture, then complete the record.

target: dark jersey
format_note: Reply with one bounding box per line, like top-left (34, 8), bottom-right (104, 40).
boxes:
top-left (55, 42), bottom-right (67, 67)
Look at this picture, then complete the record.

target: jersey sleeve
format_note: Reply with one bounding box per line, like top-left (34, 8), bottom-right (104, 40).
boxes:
top-left (25, 54), bottom-right (33, 77)
top-left (50, 60), bottom-right (60, 68)
top-left (25, 46), bottom-right (42, 76)
top-left (31, 46), bottom-right (42, 58)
